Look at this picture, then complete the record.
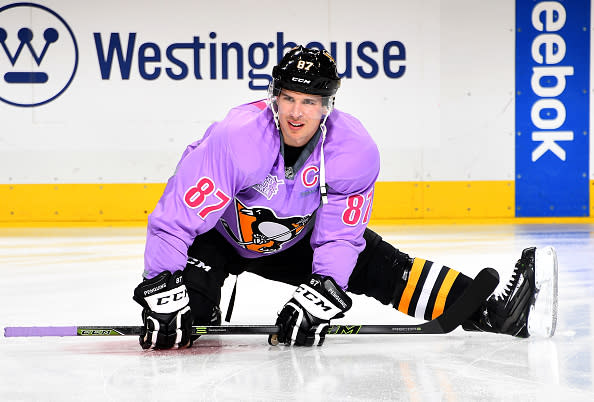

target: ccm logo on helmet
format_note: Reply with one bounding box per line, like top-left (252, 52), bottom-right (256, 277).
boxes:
top-left (291, 77), bottom-right (311, 84)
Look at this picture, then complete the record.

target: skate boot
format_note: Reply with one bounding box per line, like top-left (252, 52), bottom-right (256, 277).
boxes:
top-left (463, 246), bottom-right (558, 338)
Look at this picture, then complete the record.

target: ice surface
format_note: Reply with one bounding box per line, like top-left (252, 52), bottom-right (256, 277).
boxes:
top-left (1, 224), bottom-right (593, 401)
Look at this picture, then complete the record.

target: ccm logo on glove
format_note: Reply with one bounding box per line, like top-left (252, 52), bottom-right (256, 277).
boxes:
top-left (145, 287), bottom-right (189, 314)
top-left (157, 290), bottom-right (187, 304)
top-left (294, 284), bottom-right (343, 320)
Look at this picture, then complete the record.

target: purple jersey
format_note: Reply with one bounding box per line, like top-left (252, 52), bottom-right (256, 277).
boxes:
top-left (144, 100), bottom-right (380, 289)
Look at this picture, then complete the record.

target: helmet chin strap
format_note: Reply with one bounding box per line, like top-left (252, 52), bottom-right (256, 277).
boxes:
top-left (267, 82), bottom-right (281, 131)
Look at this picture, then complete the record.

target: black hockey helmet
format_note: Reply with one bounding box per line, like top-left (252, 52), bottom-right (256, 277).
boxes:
top-left (271, 46), bottom-right (341, 97)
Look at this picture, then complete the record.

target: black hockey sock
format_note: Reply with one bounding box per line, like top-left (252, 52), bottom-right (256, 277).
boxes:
top-left (394, 258), bottom-right (473, 321)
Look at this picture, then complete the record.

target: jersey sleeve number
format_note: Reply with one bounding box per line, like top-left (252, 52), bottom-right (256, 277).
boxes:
top-left (341, 189), bottom-right (373, 226)
top-left (184, 177), bottom-right (231, 219)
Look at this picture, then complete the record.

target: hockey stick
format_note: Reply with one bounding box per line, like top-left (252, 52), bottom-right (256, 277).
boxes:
top-left (4, 268), bottom-right (499, 338)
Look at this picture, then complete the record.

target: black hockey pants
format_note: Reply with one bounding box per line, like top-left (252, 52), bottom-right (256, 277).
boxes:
top-left (182, 227), bottom-right (415, 324)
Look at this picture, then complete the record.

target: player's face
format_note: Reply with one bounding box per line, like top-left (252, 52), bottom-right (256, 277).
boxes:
top-left (277, 89), bottom-right (323, 147)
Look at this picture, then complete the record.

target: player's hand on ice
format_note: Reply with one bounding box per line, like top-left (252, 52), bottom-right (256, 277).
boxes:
top-left (269, 275), bottom-right (352, 346)
top-left (133, 270), bottom-right (193, 349)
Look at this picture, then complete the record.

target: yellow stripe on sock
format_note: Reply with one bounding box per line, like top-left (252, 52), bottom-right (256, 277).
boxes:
top-left (397, 258), bottom-right (426, 314)
top-left (432, 269), bottom-right (460, 319)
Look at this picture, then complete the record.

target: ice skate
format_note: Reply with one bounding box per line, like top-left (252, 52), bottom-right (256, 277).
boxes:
top-left (528, 246), bottom-right (559, 337)
top-left (463, 246), bottom-right (558, 337)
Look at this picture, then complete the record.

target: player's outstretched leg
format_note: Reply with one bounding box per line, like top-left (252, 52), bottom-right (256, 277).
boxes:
top-left (463, 246), bottom-right (558, 338)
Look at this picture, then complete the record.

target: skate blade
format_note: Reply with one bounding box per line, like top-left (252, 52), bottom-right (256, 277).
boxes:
top-left (527, 246), bottom-right (558, 337)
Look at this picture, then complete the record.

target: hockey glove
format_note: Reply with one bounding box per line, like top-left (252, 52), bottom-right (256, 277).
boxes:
top-left (133, 270), bottom-right (193, 350)
top-left (269, 274), bottom-right (352, 346)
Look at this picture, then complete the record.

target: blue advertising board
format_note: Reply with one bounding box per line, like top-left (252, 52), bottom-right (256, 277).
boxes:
top-left (516, 0), bottom-right (590, 216)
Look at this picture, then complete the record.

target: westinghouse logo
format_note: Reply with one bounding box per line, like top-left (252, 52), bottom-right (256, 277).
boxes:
top-left (0, 2), bottom-right (78, 107)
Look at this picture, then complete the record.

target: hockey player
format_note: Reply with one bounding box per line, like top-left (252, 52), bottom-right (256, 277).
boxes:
top-left (133, 46), bottom-right (558, 349)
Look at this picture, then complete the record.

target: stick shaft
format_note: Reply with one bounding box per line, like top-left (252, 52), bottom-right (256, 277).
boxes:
top-left (4, 323), bottom-right (436, 337)
top-left (4, 269), bottom-right (498, 338)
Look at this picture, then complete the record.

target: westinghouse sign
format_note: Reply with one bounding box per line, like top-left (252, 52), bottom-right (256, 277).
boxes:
top-left (93, 32), bottom-right (406, 89)
top-left (515, 0), bottom-right (590, 217)
top-left (0, 2), bottom-right (407, 107)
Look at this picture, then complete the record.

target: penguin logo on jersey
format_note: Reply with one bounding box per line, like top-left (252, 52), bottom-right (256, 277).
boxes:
top-left (221, 200), bottom-right (311, 253)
